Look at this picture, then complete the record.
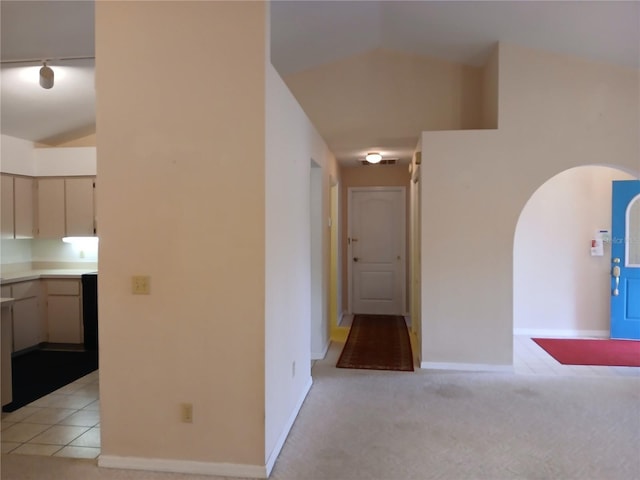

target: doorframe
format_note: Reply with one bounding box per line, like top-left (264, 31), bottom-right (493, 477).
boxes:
top-left (347, 186), bottom-right (407, 315)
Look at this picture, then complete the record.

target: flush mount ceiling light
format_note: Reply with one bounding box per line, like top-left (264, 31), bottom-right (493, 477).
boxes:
top-left (365, 152), bottom-right (382, 164)
top-left (39, 62), bottom-right (54, 89)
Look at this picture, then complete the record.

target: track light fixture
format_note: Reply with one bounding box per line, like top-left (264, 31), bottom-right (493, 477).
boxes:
top-left (0, 55), bottom-right (94, 90)
top-left (39, 62), bottom-right (54, 89)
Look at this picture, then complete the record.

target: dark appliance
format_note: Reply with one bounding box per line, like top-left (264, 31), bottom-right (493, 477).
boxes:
top-left (81, 273), bottom-right (98, 351)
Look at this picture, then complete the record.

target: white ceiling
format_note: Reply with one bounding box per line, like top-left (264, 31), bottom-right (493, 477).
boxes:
top-left (1, 1), bottom-right (638, 155)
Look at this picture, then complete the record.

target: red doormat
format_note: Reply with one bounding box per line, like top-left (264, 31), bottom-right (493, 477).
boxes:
top-left (337, 314), bottom-right (414, 371)
top-left (532, 338), bottom-right (640, 367)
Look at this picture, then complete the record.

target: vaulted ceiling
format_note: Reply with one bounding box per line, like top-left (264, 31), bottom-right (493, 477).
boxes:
top-left (1, 1), bottom-right (638, 163)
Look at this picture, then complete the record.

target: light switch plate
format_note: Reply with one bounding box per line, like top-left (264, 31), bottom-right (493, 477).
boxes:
top-left (132, 275), bottom-right (150, 295)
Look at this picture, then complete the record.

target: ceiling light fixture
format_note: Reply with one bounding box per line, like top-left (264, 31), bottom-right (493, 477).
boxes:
top-left (365, 152), bottom-right (382, 164)
top-left (1, 56), bottom-right (94, 90)
top-left (39, 62), bottom-right (54, 89)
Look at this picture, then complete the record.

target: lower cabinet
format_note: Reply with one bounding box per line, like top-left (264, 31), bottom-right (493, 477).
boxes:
top-left (45, 280), bottom-right (83, 344)
top-left (12, 297), bottom-right (42, 351)
top-left (8, 281), bottom-right (45, 352)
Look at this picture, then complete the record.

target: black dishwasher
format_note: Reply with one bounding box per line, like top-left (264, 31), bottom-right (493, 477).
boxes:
top-left (81, 273), bottom-right (98, 351)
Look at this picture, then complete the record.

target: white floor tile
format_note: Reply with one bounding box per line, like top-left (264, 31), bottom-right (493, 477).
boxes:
top-left (69, 427), bottom-right (100, 448)
top-left (1, 441), bottom-right (21, 453)
top-left (1, 423), bottom-right (51, 443)
top-left (1, 421), bottom-right (16, 431)
top-left (24, 408), bottom-right (76, 425)
top-left (29, 425), bottom-right (90, 446)
top-left (82, 400), bottom-right (100, 411)
top-left (10, 443), bottom-right (63, 456)
top-left (48, 395), bottom-right (96, 410)
top-left (1, 406), bottom-right (42, 423)
top-left (57, 409), bottom-right (100, 427)
top-left (54, 445), bottom-right (100, 459)
top-left (29, 393), bottom-right (67, 408)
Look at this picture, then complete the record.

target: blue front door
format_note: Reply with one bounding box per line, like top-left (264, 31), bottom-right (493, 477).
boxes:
top-left (611, 180), bottom-right (640, 340)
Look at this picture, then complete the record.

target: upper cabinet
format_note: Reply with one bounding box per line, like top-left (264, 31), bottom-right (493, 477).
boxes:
top-left (37, 177), bottom-right (96, 238)
top-left (65, 178), bottom-right (95, 236)
top-left (14, 177), bottom-right (35, 238)
top-left (1, 175), bottom-right (14, 239)
top-left (1, 174), bottom-right (35, 239)
top-left (37, 178), bottom-right (66, 238)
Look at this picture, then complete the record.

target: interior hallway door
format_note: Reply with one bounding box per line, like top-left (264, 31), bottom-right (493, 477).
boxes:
top-left (349, 187), bottom-right (405, 315)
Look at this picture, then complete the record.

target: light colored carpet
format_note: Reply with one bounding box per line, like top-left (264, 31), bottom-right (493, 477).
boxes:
top-left (2, 343), bottom-right (639, 480)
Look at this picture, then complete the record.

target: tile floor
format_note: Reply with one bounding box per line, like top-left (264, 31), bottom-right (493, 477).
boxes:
top-left (1, 370), bottom-right (100, 459)
top-left (1, 336), bottom-right (638, 459)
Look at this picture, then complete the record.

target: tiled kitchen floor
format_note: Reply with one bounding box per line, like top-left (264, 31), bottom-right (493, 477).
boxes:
top-left (1, 370), bottom-right (100, 458)
top-left (1, 337), bottom-right (638, 459)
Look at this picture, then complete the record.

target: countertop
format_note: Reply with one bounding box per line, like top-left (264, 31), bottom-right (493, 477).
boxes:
top-left (1, 297), bottom-right (14, 307)
top-left (0, 269), bottom-right (97, 285)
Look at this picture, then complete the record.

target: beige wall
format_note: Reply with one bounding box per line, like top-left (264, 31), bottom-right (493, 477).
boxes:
top-left (36, 132), bottom-right (97, 148)
top-left (96, 1), bottom-right (267, 472)
top-left (284, 48), bottom-right (484, 159)
top-left (420, 43), bottom-right (639, 368)
top-left (340, 164), bottom-right (410, 312)
top-left (481, 46), bottom-right (499, 129)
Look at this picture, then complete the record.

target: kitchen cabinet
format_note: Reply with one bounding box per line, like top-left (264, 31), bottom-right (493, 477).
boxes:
top-left (10, 281), bottom-right (45, 352)
top-left (37, 177), bottom-right (96, 238)
top-left (65, 177), bottom-right (95, 236)
top-left (1, 296), bottom-right (13, 406)
top-left (45, 279), bottom-right (82, 344)
top-left (14, 176), bottom-right (35, 238)
top-left (1, 174), bottom-right (35, 239)
top-left (37, 178), bottom-right (65, 238)
top-left (1, 174), bottom-right (14, 239)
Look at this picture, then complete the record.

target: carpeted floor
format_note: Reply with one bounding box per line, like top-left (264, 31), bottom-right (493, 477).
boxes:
top-left (3, 349), bottom-right (99, 412)
top-left (2, 343), bottom-right (638, 480)
top-left (533, 338), bottom-right (640, 366)
top-left (336, 314), bottom-right (414, 371)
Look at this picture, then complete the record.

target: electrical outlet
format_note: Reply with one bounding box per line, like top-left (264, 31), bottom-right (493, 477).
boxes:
top-left (132, 275), bottom-right (150, 295)
top-left (181, 403), bottom-right (193, 423)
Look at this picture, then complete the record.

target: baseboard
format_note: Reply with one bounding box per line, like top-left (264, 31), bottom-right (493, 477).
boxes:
top-left (265, 377), bottom-right (313, 476)
top-left (311, 340), bottom-right (330, 360)
top-left (98, 455), bottom-right (266, 478)
top-left (514, 328), bottom-right (609, 338)
top-left (421, 361), bottom-right (514, 373)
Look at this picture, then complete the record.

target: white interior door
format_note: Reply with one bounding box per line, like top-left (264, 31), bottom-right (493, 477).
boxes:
top-left (349, 187), bottom-right (405, 315)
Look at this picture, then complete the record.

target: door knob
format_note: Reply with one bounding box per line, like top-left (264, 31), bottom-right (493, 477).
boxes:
top-left (353, 257), bottom-right (359, 262)
top-left (612, 265), bottom-right (621, 296)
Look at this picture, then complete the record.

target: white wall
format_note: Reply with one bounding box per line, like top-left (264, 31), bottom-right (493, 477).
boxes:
top-left (265, 63), bottom-right (337, 467)
top-left (34, 147), bottom-right (96, 176)
top-left (1, 135), bottom-right (35, 175)
top-left (514, 166), bottom-right (636, 337)
top-left (0, 136), bottom-right (95, 177)
top-left (31, 239), bottom-right (98, 264)
top-left (309, 162), bottom-right (327, 358)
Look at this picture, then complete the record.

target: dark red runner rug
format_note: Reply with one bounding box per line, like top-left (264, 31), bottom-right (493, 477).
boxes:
top-left (337, 314), bottom-right (414, 371)
top-left (532, 338), bottom-right (640, 367)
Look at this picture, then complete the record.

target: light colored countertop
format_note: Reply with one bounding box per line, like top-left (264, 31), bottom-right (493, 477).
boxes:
top-left (1, 297), bottom-right (14, 307)
top-left (0, 269), bottom-right (97, 285)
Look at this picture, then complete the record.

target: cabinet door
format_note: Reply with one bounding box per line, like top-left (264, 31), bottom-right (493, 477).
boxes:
top-left (14, 176), bottom-right (34, 238)
top-left (13, 297), bottom-right (43, 351)
top-left (65, 178), bottom-right (95, 236)
top-left (1, 306), bottom-right (13, 406)
top-left (1, 175), bottom-right (14, 239)
top-left (37, 178), bottom-right (65, 238)
top-left (47, 296), bottom-right (82, 343)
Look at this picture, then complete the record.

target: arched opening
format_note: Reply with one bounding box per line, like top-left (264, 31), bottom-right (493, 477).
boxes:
top-left (513, 165), bottom-right (637, 338)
